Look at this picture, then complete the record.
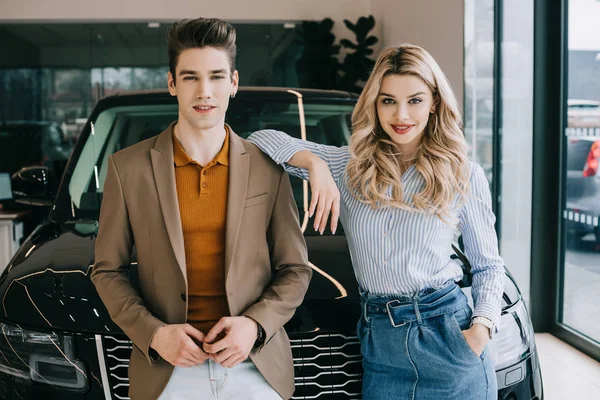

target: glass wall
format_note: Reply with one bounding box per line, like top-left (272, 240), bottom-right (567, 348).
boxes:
top-left (465, 0), bottom-right (535, 306)
top-left (561, 0), bottom-right (600, 344)
top-left (500, 0), bottom-right (534, 308)
top-left (464, 0), bottom-right (495, 185)
top-left (0, 22), bottom-right (300, 181)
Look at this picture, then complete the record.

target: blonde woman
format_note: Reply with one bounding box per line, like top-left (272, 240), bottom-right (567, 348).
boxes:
top-left (248, 44), bottom-right (504, 399)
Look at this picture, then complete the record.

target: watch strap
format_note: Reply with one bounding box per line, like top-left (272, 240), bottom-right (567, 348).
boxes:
top-left (471, 316), bottom-right (496, 339)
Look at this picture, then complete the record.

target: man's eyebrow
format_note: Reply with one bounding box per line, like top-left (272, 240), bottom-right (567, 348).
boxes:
top-left (210, 69), bottom-right (227, 74)
top-left (178, 69), bottom-right (197, 75)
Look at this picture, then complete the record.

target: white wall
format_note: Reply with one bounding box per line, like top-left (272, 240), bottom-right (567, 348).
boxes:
top-left (0, 0), bottom-right (370, 23)
top-left (371, 0), bottom-right (464, 108)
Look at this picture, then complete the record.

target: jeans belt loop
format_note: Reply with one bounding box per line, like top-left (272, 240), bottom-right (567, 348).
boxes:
top-left (413, 298), bottom-right (422, 325)
top-left (385, 300), bottom-right (407, 328)
top-left (363, 300), bottom-right (370, 323)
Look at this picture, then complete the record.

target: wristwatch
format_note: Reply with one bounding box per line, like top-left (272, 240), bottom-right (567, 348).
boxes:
top-left (253, 324), bottom-right (266, 349)
top-left (471, 316), bottom-right (497, 339)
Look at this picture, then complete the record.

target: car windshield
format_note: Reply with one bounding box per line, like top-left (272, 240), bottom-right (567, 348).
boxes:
top-left (58, 94), bottom-right (355, 234)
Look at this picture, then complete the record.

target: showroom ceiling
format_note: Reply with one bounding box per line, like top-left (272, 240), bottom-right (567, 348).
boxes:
top-left (0, 22), bottom-right (291, 68)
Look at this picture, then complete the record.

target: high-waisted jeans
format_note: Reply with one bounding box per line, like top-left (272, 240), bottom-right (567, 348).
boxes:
top-left (358, 282), bottom-right (497, 400)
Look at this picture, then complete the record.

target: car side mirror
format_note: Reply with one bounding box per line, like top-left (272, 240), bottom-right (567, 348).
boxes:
top-left (11, 166), bottom-right (58, 206)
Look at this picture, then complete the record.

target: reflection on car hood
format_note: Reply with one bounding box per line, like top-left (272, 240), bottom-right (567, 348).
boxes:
top-left (0, 221), bottom-right (520, 335)
top-left (0, 222), bottom-right (363, 334)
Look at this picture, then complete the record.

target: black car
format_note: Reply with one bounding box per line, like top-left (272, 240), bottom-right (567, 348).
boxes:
top-left (565, 135), bottom-right (600, 249)
top-left (1, 88), bottom-right (543, 400)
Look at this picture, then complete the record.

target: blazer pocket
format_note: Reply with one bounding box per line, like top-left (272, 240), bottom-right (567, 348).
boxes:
top-left (245, 193), bottom-right (269, 208)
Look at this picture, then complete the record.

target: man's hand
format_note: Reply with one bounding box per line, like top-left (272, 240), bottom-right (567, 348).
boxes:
top-left (202, 316), bottom-right (258, 368)
top-left (150, 324), bottom-right (210, 367)
top-left (307, 157), bottom-right (340, 235)
top-left (461, 323), bottom-right (490, 356)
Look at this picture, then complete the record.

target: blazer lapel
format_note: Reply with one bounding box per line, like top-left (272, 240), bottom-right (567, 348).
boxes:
top-left (150, 125), bottom-right (187, 285)
top-left (224, 127), bottom-right (249, 279)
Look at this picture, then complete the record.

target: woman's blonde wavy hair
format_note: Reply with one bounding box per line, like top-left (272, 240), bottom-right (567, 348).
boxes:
top-left (347, 43), bottom-right (470, 221)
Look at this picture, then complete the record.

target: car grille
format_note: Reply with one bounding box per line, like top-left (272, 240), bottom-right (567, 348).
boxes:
top-left (102, 335), bottom-right (133, 400)
top-left (290, 333), bottom-right (362, 399)
top-left (101, 332), bottom-right (362, 399)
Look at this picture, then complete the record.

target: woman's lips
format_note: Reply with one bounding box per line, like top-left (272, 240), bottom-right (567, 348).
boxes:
top-left (391, 124), bottom-right (415, 134)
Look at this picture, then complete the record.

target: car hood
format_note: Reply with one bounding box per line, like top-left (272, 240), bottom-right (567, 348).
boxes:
top-left (0, 221), bottom-right (361, 334)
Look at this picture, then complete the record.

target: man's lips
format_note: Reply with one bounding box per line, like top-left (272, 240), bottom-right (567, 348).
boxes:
top-left (193, 105), bottom-right (216, 113)
top-left (390, 124), bottom-right (415, 134)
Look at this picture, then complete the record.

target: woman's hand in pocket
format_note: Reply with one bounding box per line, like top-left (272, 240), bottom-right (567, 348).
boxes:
top-left (461, 324), bottom-right (490, 356)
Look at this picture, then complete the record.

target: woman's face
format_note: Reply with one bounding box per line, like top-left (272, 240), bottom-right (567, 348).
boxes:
top-left (376, 74), bottom-right (437, 155)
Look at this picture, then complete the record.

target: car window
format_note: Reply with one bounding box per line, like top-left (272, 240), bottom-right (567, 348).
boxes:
top-left (567, 139), bottom-right (594, 171)
top-left (65, 95), bottom-right (355, 236)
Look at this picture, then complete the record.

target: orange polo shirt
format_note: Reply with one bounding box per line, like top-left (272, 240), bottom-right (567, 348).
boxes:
top-left (173, 127), bottom-right (230, 334)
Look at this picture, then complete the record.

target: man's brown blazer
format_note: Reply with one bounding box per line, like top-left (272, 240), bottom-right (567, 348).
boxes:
top-left (91, 124), bottom-right (311, 399)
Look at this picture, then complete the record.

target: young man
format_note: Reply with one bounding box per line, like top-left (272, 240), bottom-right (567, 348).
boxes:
top-left (91, 18), bottom-right (311, 400)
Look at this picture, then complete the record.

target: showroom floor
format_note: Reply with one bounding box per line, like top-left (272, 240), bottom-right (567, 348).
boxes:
top-left (536, 333), bottom-right (600, 399)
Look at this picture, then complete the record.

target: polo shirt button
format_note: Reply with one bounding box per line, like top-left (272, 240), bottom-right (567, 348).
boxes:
top-left (202, 182), bottom-right (207, 188)
top-left (180, 293), bottom-right (186, 302)
top-left (203, 171), bottom-right (207, 175)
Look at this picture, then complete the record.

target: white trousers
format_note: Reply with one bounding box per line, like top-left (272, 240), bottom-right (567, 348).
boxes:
top-left (157, 359), bottom-right (283, 400)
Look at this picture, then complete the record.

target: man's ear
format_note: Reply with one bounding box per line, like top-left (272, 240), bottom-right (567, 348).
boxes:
top-left (168, 72), bottom-right (177, 96)
top-left (231, 70), bottom-right (239, 94)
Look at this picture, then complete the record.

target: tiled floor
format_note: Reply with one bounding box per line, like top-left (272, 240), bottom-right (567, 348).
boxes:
top-left (535, 333), bottom-right (600, 399)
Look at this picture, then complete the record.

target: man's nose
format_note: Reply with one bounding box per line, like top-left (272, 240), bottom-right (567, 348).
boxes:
top-left (196, 79), bottom-right (212, 98)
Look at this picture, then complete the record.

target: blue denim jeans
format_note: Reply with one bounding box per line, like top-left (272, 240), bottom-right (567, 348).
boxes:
top-left (358, 282), bottom-right (497, 400)
top-left (157, 359), bottom-right (282, 400)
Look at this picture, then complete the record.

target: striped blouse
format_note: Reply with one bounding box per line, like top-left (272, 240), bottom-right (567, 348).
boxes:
top-left (247, 130), bottom-right (505, 326)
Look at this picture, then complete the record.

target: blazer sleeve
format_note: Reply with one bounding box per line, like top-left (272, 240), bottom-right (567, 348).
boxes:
top-left (242, 168), bottom-right (312, 345)
top-left (91, 155), bottom-right (165, 365)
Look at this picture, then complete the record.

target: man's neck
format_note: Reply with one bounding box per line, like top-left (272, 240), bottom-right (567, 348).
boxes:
top-left (174, 119), bottom-right (227, 167)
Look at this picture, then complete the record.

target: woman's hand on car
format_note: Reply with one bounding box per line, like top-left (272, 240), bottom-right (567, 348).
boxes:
top-left (307, 157), bottom-right (340, 235)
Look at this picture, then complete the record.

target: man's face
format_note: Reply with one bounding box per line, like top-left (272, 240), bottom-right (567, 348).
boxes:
top-left (168, 47), bottom-right (239, 132)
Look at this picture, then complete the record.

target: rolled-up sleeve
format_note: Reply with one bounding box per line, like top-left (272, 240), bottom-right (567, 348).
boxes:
top-left (458, 162), bottom-right (505, 328)
top-left (247, 129), bottom-right (349, 182)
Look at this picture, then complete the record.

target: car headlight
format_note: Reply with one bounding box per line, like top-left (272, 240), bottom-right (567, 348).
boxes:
top-left (493, 300), bottom-right (535, 371)
top-left (0, 321), bottom-right (87, 391)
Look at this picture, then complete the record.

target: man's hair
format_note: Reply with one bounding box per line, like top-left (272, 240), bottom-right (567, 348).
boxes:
top-left (167, 18), bottom-right (237, 79)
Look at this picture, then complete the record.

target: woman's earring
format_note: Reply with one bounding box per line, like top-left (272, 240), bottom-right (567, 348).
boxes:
top-left (230, 93), bottom-right (236, 99)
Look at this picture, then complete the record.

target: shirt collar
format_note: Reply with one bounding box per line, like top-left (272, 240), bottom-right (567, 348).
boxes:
top-left (173, 125), bottom-right (230, 167)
